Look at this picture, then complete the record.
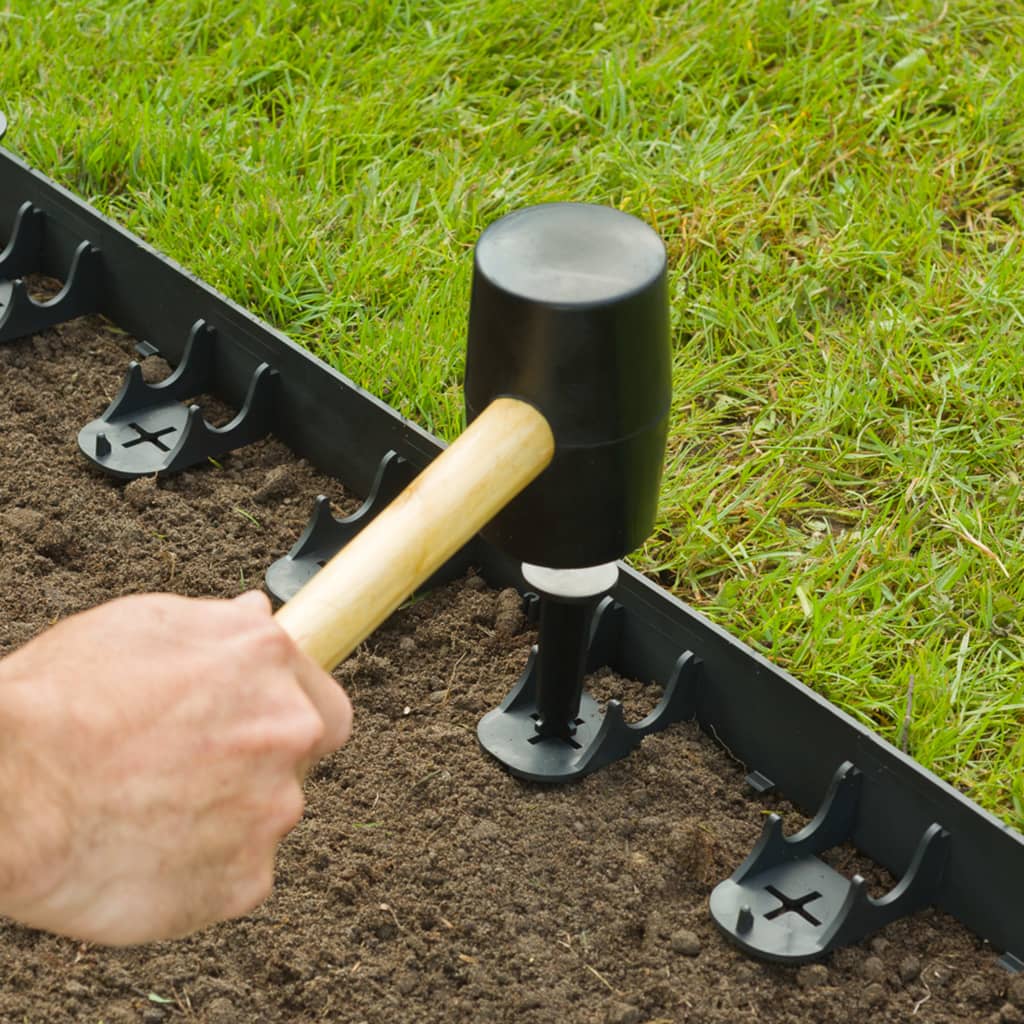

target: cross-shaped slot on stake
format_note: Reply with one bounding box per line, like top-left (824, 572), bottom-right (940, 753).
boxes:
top-left (122, 422), bottom-right (176, 451)
top-left (763, 885), bottom-right (823, 926)
top-left (527, 711), bottom-right (584, 749)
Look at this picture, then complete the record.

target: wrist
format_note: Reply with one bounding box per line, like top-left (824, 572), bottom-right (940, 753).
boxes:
top-left (0, 654), bottom-right (72, 918)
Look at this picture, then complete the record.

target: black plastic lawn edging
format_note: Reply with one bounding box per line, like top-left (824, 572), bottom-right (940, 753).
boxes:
top-left (1, 142), bottom-right (1022, 968)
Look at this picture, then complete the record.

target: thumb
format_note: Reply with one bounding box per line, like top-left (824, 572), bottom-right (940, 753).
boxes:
top-left (233, 589), bottom-right (273, 616)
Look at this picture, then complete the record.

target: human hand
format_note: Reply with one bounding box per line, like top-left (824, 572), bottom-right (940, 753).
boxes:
top-left (0, 590), bottom-right (352, 945)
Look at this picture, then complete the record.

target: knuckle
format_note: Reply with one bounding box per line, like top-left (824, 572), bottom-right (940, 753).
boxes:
top-left (269, 782), bottom-right (306, 837)
top-left (227, 862), bottom-right (275, 920)
top-left (329, 688), bottom-right (354, 750)
top-left (233, 701), bottom-right (322, 763)
top-left (266, 697), bottom-right (326, 758)
top-left (296, 704), bottom-right (326, 755)
top-left (250, 622), bottom-right (294, 664)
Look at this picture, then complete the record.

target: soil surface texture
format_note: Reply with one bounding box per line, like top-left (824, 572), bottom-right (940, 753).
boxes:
top-left (0, 307), bottom-right (1017, 1023)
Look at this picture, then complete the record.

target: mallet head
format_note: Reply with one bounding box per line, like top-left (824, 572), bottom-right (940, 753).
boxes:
top-left (465, 202), bottom-right (671, 568)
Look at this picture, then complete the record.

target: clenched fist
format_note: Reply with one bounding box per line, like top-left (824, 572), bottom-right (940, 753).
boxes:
top-left (0, 590), bottom-right (352, 945)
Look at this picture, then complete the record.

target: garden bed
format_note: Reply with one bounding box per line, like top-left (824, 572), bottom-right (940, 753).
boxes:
top-left (0, 312), bottom-right (1017, 1023)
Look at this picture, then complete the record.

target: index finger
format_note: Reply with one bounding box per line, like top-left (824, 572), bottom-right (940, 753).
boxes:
top-left (287, 641), bottom-right (354, 762)
top-left (235, 590), bottom-right (354, 763)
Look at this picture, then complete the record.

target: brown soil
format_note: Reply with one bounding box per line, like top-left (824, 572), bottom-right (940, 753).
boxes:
top-left (0, 309), bottom-right (1017, 1024)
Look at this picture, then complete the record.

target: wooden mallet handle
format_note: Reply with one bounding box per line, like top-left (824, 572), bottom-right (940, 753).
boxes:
top-left (274, 397), bottom-right (554, 670)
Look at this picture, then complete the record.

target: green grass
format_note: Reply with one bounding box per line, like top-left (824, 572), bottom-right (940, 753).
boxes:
top-left (2, 0), bottom-right (1023, 825)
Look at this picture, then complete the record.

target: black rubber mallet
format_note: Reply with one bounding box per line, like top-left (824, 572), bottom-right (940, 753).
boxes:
top-left (276, 203), bottom-right (673, 779)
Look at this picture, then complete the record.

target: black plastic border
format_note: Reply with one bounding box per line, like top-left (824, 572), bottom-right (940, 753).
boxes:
top-left (1, 145), bottom-right (1021, 961)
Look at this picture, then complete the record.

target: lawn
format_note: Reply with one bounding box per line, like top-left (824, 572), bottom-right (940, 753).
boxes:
top-left (1, 0), bottom-right (1022, 825)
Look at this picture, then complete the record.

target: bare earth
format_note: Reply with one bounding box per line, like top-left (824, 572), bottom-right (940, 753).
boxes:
top-left (0, 310), bottom-right (1016, 1023)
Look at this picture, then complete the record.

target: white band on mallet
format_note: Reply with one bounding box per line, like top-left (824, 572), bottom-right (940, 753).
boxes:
top-left (521, 562), bottom-right (619, 600)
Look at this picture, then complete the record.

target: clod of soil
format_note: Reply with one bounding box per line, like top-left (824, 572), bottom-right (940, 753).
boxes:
top-left (0, 310), bottom-right (1013, 1022)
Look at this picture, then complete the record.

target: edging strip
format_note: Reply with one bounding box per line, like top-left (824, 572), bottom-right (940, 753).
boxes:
top-left (1, 145), bottom-right (1020, 963)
